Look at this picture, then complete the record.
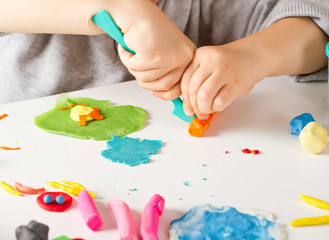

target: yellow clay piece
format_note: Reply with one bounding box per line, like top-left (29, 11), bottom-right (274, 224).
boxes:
top-left (0, 181), bottom-right (22, 196)
top-left (61, 180), bottom-right (86, 190)
top-left (47, 181), bottom-right (96, 198)
top-left (46, 181), bottom-right (65, 189)
top-left (299, 194), bottom-right (329, 211)
top-left (291, 215), bottom-right (329, 227)
top-left (46, 181), bottom-right (80, 196)
top-left (70, 105), bottom-right (94, 122)
top-left (299, 122), bottom-right (328, 154)
top-left (87, 191), bottom-right (96, 198)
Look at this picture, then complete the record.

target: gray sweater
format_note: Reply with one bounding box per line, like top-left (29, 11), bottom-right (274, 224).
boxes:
top-left (0, 0), bottom-right (328, 104)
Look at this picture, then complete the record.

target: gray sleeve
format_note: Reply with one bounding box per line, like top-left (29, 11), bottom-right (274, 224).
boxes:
top-left (0, 32), bottom-right (9, 37)
top-left (247, 0), bottom-right (329, 82)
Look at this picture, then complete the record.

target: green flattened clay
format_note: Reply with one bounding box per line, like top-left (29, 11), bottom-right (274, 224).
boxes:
top-left (35, 94), bottom-right (147, 140)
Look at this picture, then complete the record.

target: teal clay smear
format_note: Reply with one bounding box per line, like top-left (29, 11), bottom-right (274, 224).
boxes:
top-left (35, 94), bottom-right (147, 140)
top-left (101, 135), bottom-right (162, 166)
top-left (170, 204), bottom-right (279, 240)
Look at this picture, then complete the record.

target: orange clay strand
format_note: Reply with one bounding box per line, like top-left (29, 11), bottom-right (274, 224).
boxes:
top-left (79, 115), bottom-right (87, 126)
top-left (59, 104), bottom-right (76, 110)
top-left (59, 103), bottom-right (88, 110)
top-left (88, 108), bottom-right (104, 120)
top-left (0, 114), bottom-right (8, 119)
top-left (0, 146), bottom-right (20, 150)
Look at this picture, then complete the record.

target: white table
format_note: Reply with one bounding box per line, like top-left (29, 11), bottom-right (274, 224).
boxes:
top-left (0, 76), bottom-right (328, 240)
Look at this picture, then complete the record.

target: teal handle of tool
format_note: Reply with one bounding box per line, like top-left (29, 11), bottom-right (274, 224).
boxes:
top-left (92, 9), bottom-right (136, 54)
top-left (92, 10), bottom-right (196, 122)
top-left (171, 98), bottom-right (196, 123)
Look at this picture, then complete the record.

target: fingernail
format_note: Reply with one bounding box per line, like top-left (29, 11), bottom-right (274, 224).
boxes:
top-left (185, 108), bottom-right (195, 116)
top-left (197, 114), bottom-right (209, 120)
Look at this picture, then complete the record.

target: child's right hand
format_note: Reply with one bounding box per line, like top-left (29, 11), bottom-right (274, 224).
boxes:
top-left (117, 1), bottom-right (196, 99)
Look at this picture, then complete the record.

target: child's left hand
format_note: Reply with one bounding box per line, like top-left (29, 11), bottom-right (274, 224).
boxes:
top-left (180, 42), bottom-right (268, 120)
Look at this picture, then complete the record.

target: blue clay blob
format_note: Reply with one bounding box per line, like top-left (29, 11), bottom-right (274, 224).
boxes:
top-left (101, 135), bottom-right (162, 166)
top-left (43, 195), bottom-right (53, 204)
top-left (290, 113), bottom-right (315, 136)
top-left (170, 204), bottom-right (277, 240)
top-left (56, 195), bottom-right (65, 204)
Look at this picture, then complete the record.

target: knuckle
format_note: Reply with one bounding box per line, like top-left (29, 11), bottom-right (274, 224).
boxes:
top-left (198, 88), bottom-right (212, 101)
top-left (213, 97), bottom-right (226, 111)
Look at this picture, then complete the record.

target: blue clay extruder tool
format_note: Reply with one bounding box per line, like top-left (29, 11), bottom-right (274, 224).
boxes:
top-left (92, 10), bottom-right (196, 123)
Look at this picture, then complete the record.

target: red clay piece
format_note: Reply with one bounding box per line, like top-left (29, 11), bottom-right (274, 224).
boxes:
top-left (252, 150), bottom-right (260, 155)
top-left (37, 192), bottom-right (73, 212)
top-left (241, 148), bottom-right (252, 154)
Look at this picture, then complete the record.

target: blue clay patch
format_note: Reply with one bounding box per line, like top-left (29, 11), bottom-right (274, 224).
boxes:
top-left (290, 113), bottom-right (315, 136)
top-left (170, 204), bottom-right (278, 240)
top-left (101, 135), bottom-right (162, 166)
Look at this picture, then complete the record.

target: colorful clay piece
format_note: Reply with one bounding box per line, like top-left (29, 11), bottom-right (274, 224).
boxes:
top-left (108, 199), bottom-right (138, 240)
top-left (43, 194), bottom-right (54, 204)
top-left (290, 113), bottom-right (328, 154)
top-left (35, 94), bottom-right (147, 140)
top-left (290, 113), bottom-right (315, 136)
top-left (77, 190), bottom-right (103, 231)
top-left (299, 122), bottom-right (328, 154)
top-left (61, 180), bottom-right (86, 190)
top-left (188, 112), bottom-right (216, 137)
top-left (51, 236), bottom-right (69, 240)
top-left (241, 148), bottom-right (252, 154)
top-left (291, 215), bottom-right (329, 227)
top-left (299, 194), bottom-right (329, 210)
top-left (169, 204), bottom-right (286, 240)
top-left (47, 181), bottom-right (96, 198)
top-left (15, 182), bottom-right (45, 194)
top-left (0, 146), bottom-right (20, 150)
top-left (101, 135), bottom-right (163, 166)
top-left (291, 194), bottom-right (329, 227)
top-left (70, 105), bottom-right (94, 122)
top-left (52, 236), bottom-right (85, 240)
top-left (0, 113), bottom-right (8, 119)
top-left (252, 150), bottom-right (260, 155)
top-left (0, 181), bottom-right (22, 196)
top-left (56, 195), bottom-right (65, 204)
top-left (37, 192), bottom-right (73, 212)
top-left (140, 194), bottom-right (165, 240)
top-left (16, 220), bottom-right (49, 240)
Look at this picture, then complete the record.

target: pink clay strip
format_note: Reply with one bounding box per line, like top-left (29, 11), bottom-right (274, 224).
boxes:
top-left (140, 194), bottom-right (165, 240)
top-left (108, 199), bottom-right (138, 240)
top-left (77, 190), bottom-right (103, 231)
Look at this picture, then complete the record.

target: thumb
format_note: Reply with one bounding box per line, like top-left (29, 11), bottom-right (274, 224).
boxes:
top-left (117, 45), bottom-right (135, 68)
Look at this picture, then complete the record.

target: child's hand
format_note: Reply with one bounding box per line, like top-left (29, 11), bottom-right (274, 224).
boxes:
top-left (181, 42), bottom-right (267, 120)
top-left (117, 3), bottom-right (196, 99)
